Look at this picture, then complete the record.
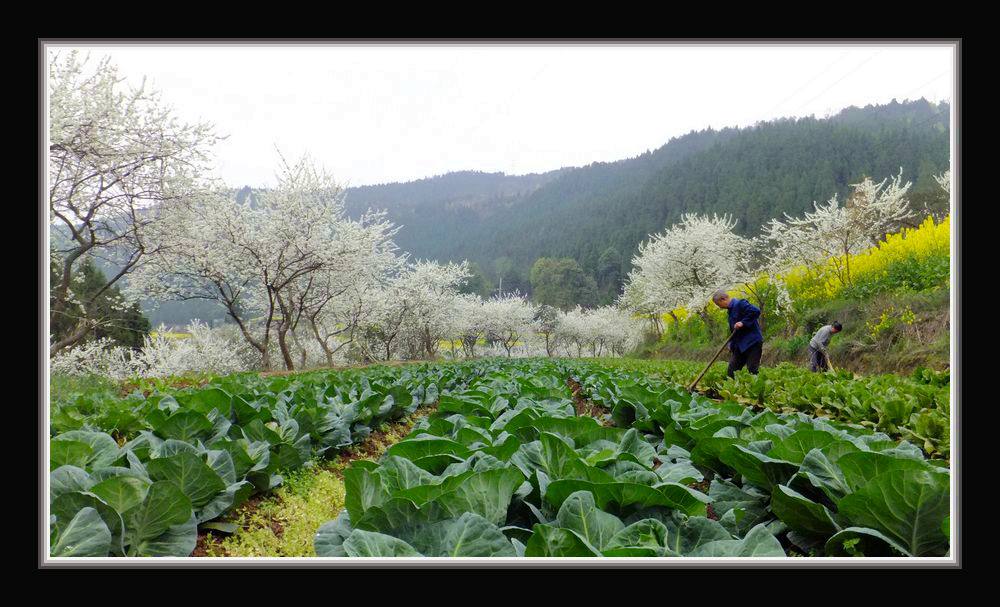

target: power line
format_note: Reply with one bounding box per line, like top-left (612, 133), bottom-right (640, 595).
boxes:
top-left (902, 70), bottom-right (951, 100)
top-left (765, 51), bottom-right (850, 118)
top-left (795, 51), bottom-right (884, 115)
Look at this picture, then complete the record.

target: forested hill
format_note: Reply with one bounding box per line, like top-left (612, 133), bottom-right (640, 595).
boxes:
top-left (341, 98), bottom-right (950, 303)
top-left (147, 98), bottom-right (948, 325)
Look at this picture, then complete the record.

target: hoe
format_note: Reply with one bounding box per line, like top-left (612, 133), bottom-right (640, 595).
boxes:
top-left (688, 329), bottom-right (737, 393)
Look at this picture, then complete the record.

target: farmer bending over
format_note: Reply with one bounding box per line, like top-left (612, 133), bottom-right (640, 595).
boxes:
top-left (808, 321), bottom-right (842, 372)
top-left (712, 290), bottom-right (763, 378)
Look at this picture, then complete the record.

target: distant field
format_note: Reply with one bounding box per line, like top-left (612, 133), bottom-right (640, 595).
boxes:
top-left (149, 331), bottom-right (192, 340)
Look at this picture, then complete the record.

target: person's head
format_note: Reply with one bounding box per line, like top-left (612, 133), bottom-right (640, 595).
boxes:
top-left (831, 321), bottom-right (842, 333)
top-left (712, 289), bottom-right (732, 309)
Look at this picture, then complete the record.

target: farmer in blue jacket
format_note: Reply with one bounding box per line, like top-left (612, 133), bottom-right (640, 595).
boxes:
top-left (712, 289), bottom-right (764, 378)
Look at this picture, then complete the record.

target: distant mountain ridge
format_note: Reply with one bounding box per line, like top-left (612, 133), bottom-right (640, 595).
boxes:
top-left (144, 98), bottom-right (949, 324)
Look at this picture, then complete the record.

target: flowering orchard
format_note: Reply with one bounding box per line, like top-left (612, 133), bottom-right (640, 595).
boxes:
top-left (47, 54), bottom-right (646, 378)
top-left (48, 51), bottom-right (948, 380)
top-left (51, 147), bottom-right (644, 377)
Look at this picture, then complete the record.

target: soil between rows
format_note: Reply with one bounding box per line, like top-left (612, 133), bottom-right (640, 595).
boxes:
top-left (192, 403), bottom-right (437, 557)
top-left (566, 377), bottom-right (613, 425)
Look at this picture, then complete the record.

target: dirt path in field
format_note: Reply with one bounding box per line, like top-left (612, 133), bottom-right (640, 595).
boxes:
top-left (191, 403), bottom-right (438, 557)
top-left (566, 377), bottom-right (614, 426)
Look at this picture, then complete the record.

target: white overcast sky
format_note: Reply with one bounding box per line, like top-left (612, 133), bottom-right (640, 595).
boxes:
top-left (49, 44), bottom-right (954, 188)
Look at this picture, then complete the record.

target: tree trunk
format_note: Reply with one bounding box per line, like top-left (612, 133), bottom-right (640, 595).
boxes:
top-left (227, 304), bottom-right (270, 370)
top-left (423, 326), bottom-right (435, 359)
top-left (275, 295), bottom-right (295, 371)
top-left (462, 335), bottom-right (477, 358)
top-left (49, 317), bottom-right (92, 357)
top-left (277, 326), bottom-right (294, 371)
top-left (699, 307), bottom-right (717, 341)
top-left (310, 318), bottom-right (335, 367)
top-left (291, 329), bottom-right (307, 369)
top-left (50, 245), bottom-right (92, 323)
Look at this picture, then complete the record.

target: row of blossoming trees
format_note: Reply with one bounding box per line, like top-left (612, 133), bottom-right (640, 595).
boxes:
top-left (48, 51), bottom-right (948, 378)
top-left (618, 167), bottom-right (950, 339)
top-left (48, 51), bottom-right (643, 377)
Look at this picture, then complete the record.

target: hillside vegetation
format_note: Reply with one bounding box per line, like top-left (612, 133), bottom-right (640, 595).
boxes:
top-left (641, 215), bottom-right (951, 374)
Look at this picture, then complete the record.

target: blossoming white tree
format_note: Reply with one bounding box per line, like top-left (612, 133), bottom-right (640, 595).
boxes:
top-left (554, 307), bottom-right (589, 357)
top-left (286, 210), bottom-right (403, 367)
top-left (128, 152), bottom-right (396, 370)
top-left (481, 293), bottom-right (537, 357)
top-left (621, 213), bottom-right (752, 328)
top-left (50, 321), bottom-right (257, 380)
top-left (534, 304), bottom-right (561, 357)
top-left (761, 170), bottom-right (915, 288)
top-left (352, 261), bottom-right (470, 361)
top-left (355, 282), bottom-right (411, 362)
top-left (618, 268), bottom-right (666, 338)
top-left (587, 306), bottom-right (644, 357)
top-left (398, 261), bottom-right (472, 359)
top-left (849, 170), bottom-right (916, 244)
top-left (453, 294), bottom-right (488, 358)
top-left (553, 306), bottom-right (642, 357)
top-left (49, 51), bottom-right (221, 356)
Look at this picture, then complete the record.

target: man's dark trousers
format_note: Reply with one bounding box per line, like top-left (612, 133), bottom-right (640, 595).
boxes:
top-left (727, 342), bottom-right (762, 378)
top-left (807, 346), bottom-right (828, 372)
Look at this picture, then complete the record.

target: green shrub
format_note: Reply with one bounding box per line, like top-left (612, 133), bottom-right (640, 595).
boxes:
top-left (771, 334), bottom-right (810, 359)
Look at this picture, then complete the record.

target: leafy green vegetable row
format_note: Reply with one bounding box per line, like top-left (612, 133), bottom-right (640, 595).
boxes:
top-left (315, 362), bottom-right (738, 557)
top-left (579, 363), bottom-right (951, 556)
top-left (601, 360), bottom-right (950, 458)
top-left (315, 359), bottom-right (950, 557)
top-left (49, 364), bottom-right (467, 557)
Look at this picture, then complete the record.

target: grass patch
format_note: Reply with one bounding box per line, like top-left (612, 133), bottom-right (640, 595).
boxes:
top-left (206, 410), bottom-right (433, 557)
top-left (206, 464), bottom-right (348, 557)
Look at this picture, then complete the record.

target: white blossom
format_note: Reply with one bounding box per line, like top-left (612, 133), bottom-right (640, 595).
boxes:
top-left (934, 170), bottom-right (951, 196)
top-left (50, 321), bottom-right (259, 380)
top-left (480, 292), bottom-right (537, 357)
top-left (49, 51), bottom-right (221, 356)
top-left (127, 152), bottom-right (402, 371)
top-left (760, 169), bottom-right (915, 288)
top-left (621, 213), bottom-right (752, 319)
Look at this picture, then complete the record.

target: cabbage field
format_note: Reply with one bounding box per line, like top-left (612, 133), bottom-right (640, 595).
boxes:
top-left (48, 359), bottom-right (951, 559)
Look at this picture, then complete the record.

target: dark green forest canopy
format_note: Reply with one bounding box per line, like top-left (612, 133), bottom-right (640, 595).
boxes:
top-left (530, 257), bottom-right (599, 310)
top-left (340, 99), bottom-right (949, 303)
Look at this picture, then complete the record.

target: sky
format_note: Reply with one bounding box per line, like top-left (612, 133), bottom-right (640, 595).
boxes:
top-left (47, 44), bottom-right (955, 188)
